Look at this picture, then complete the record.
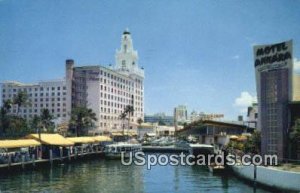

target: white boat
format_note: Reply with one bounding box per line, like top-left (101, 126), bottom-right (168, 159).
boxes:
top-left (104, 142), bottom-right (142, 159)
top-left (208, 164), bottom-right (226, 173)
top-left (188, 144), bottom-right (214, 156)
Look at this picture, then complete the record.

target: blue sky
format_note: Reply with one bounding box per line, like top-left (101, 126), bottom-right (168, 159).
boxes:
top-left (0, 0), bottom-right (300, 120)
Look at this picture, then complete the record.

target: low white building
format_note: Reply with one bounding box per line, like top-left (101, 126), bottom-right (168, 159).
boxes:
top-left (1, 80), bottom-right (69, 123)
top-left (156, 126), bottom-right (175, 136)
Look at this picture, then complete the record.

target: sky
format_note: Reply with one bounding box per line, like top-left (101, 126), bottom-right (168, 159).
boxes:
top-left (0, 0), bottom-right (300, 120)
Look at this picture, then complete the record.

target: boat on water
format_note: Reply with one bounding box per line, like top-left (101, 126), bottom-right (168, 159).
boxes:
top-left (104, 142), bottom-right (142, 159)
top-left (188, 143), bottom-right (214, 156)
top-left (208, 164), bottom-right (226, 174)
top-left (175, 141), bottom-right (215, 156)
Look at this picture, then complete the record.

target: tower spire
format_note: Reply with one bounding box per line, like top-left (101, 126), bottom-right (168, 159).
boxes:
top-left (115, 29), bottom-right (138, 72)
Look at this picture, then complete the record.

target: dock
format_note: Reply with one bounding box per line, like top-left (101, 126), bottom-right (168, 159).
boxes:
top-left (0, 151), bottom-right (104, 171)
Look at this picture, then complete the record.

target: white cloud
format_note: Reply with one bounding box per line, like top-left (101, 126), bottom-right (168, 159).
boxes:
top-left (234, 91), bottom-right (257, 113)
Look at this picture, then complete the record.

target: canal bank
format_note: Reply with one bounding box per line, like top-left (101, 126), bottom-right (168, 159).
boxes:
top-left (229, 164), bottom-right (300, 192)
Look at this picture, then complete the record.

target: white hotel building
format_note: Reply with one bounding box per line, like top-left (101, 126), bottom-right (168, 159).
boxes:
top-left (1, 80), bottom-right (68, 122)
top-left (1, 30), bottom-right (145, 133)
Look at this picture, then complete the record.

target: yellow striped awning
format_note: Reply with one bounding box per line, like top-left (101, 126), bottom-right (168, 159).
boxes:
top-left (111, 132), bottom-right (123, 136)
top-left (26, 134), bottom-right (74, 146)
top-left (111, 131), bottom-right (137, 137)
top-left (93, 136), bottom-right (112, 142)
top-left (229, 135), bottom-right (239, 140)
top-left (0, 139), bottom-right (41, 149)
top-left (66, 137), bottom-right (96, 144)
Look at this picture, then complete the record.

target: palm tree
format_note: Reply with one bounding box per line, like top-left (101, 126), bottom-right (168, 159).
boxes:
top-left (0, 99), bottom-right (13, 134)
top-left (3, 99), bottom-right (12, 112)
top-left (137, 118), bottom-right (143, 126)
top-left (124, 105), bottom-right (134, 130)
top-left (70, 106), bottom-right (97, 137)
top-left (31, 115), bottom-right (43, 139)
top-left (13, 91), bottom-right (29, 116)
top-left (119, 112), bottom-right (127, 137)
top-left (40, 109), bottom-right (54, 132)
top-left (137, 118), bottom-right (143, 138)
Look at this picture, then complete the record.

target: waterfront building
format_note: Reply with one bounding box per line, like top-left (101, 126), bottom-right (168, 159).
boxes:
top-left (1, 80), bottom-right (69, 123)
top-left (136, 122), bottom-right (158, 139)
top-left (177, 120), bottom-right (254, 147)
top-left (254, 40), bottom-right (293, 160)
top-left (156, 126), bottom-right (175, 136)
top-left (144, 113), bottom-right (174, 126)
top-left (1, 29), bottom-right (144, 134)
top-left (67, 29), bottom-right (144, 133)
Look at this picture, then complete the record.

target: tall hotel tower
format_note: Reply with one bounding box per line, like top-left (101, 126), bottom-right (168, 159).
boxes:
top-left (1, 30), bottom-right (144, 133)
top-left (67, 29), bottom-right (144, 133)
top-left (254, 40), bottom-right (293, 160)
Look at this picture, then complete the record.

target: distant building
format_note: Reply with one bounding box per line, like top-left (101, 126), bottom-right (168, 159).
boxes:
top-left (238, 115), bottom-right (243, 122)
top-left (177, 120), bottom-right (254, 147)
top-left (144, 113), bottom-right (174, 126)
top-left (247, 103), bottom-right (258, 129)
top-left (156, 126), bottom-right (175, 136)
top-left (136, 122), bottom-right (158, 139)
top-left (254, 40), bottom-right (293, 160)
top-left (174, 105), bottom-right (188, 124)
top-left (190, 111), bottom-right (199, 122)
top-left (189, 110), bottom-right (224, 123)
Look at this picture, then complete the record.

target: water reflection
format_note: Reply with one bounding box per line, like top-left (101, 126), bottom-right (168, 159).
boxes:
top-left (0, 159), bottom-right (278, 193)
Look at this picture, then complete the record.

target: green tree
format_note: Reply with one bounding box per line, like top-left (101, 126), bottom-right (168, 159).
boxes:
top-left (158, 117), bottom-right (166, 126)
top-left (13, 91), bottom-right (29, 115)
top-left (137, 118), bottom-right (143, 126)
top-left (290, 119), bottom-right (300, 159)
top-left (137, 118), bottom-right (143, 138)
top-left (0, 99), bottom-right (13, 135)
top-left (5, 116), bottom-right (31, 138)
top-left (124, 105), bottom-right (134, 130)
top-left (69, 106), bottom-right (97, 137)
top-left (119, 112), bottom-right (127, 136)
top-left (30, 115), bottom-right (43, 139)
top-left (244, 131), bottom-right (261, 154)
top-left (40, 109), bottom-right (54, 132)
top-left (3, 99), bottom-right (12, 112)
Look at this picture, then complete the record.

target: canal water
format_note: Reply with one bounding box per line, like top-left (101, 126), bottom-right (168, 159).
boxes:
top-left (0, 158), bottom-right (279, 193)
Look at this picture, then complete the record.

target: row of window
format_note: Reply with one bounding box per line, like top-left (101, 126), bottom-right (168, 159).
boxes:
top-left (2, 86), bottom-right (66, 93)
top-left (100, 106), bottom-right (143, 114)
top-left (10, 108), bottom-right (67, 114)
top-left (100, 78), bottom-right (143, 90)
top-left (99, 86), bottom-right (143, 98)
top-left (2, 92), bottom-right (66, 98)
top-left (21, 113), bottom-right (67, 119)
